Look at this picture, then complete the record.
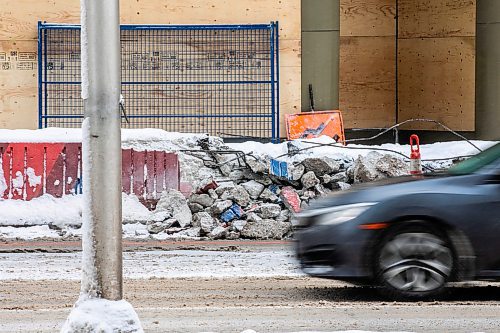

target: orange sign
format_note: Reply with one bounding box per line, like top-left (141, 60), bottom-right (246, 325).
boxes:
top-left (285, 110), bottom-right (345, 144)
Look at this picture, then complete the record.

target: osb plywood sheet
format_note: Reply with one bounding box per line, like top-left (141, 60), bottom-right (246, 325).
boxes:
top-left (0, 41), bottom-right (38, 129)
top-left (398, 0), bottom-right (476, 38)
top-left (0, 0), bottom-right (301, 132)
top-left (278, 65), bottom-right (301, 136)
top-left (340, 0), bottom-right (396, 37)
top-left (0, 0), bottom-right (300, 40)
top-left (339, 36), bottom-right (396, 128)
top-left (398, 37), bottom-right (475, 131)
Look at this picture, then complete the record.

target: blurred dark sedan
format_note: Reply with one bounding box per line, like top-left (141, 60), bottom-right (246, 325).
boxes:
top-left (294, 143), bottom-right (500, 300)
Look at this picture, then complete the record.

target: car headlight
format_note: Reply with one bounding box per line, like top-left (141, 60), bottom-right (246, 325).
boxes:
top-left (298, 202), bottom-right (376, 226)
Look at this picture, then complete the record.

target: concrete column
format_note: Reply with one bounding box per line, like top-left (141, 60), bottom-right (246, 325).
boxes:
top-left (301, 0), bottom-right (340, 111)
top-left (476, 0), bottom-right (500, 139)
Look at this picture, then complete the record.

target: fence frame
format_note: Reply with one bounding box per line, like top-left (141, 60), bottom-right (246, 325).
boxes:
top-left (37, 22), bottom-right (280, 141)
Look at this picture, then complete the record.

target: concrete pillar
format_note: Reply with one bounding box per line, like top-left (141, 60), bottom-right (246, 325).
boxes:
top-left (476, 0), bottom-right (500, 139)
top-left (301, 0), bottom-right (340, 111)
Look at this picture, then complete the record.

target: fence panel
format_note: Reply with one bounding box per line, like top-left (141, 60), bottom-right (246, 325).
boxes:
top-left (38, 23), bottom-right (279, 141)
top-left (0, 143), bottom-right (179, 205)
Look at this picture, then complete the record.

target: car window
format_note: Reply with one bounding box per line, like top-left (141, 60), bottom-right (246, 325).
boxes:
top-left (448, 143), bottom-right (500, 175)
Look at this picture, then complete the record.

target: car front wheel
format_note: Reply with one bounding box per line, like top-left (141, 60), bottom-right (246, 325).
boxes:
top-left (377, 227), bottom-right (454, 300)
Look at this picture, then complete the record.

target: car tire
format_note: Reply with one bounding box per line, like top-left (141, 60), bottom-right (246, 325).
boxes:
top-left (376, 224), bottom-right (454, 300)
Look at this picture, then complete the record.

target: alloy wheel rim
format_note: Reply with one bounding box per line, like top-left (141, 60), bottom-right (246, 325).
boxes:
top-left (379, 232), bottom-right (453, 292)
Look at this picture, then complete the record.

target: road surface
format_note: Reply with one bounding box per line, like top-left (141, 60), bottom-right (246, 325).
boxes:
top-left (1, 240), bottom-right (499, 332)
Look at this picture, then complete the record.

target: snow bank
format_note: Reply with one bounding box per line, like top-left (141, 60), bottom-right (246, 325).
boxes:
top-left (0, 194), bottom-right (82, 228)
top-left (0, 193), bottom-right (151, 229)
top-left (0, 128), bottom-right (493, 161)
top-left (227, 136), bottom-right (496, 162)
top-left (0, 127), bottom-right (206, 151)
top-left (0, 128), bottom-right (497, 241)
top-left (0, 225), bottom-right (60, 239)
top-left (61, 298), bottom-right (143, 333)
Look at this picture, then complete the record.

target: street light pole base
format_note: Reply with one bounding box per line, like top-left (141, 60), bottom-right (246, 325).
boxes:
top-left (61, 297), bottom-right (143, 333)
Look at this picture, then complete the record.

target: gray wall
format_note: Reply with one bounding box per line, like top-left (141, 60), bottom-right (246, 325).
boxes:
top-left (301, 0), bottom-right (340, 111)
top-left (476, 0), bottom-right (500, 140)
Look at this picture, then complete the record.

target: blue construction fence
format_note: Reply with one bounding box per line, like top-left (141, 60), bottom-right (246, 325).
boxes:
top-left (38, 22), bottom-right (280, 141)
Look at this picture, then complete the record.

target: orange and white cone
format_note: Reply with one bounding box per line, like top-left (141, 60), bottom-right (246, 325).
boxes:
top-left (409, 134), bottom-right (422, 176)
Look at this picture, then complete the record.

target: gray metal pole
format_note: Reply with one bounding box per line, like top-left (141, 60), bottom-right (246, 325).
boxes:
top-left (80, 0), bottom-right (122, 300)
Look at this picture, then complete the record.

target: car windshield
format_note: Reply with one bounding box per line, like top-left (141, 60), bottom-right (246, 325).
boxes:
top-left (448, 143), bottom-right (500, 175)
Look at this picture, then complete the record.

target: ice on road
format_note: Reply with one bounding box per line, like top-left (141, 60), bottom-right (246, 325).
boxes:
top-left (0, 249), bottom-right (303, 280)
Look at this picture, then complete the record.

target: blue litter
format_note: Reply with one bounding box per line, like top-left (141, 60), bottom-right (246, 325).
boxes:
top-left (270, 159), bottom-right (281, 177)
top-left (269, 159), bottom-right (290, 180)
top-left (220, 203), bottom-right (244, 222)
top-left (230, 203), bottom-right (244, 218)
top-left (280, 161), bottom-right (289, 179)
top-left (269, 184), bottom-right (280, 194)
top-left (221, 209), bottom-right (237, 222)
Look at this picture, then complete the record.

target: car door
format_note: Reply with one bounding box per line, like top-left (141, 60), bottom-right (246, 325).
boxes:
top-left (472, 160), bottom-right (500, 274)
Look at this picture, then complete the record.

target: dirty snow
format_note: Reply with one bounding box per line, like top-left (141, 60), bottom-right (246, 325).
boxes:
top-left (0, 249), bottom-right (302, 280)
top-left (226, 136), bottom-right (496, 162)
top-left (0, 128), bottom-right (497, 242)
top-left (0, 194), bottom-right (82, 228)
top-left (0, 193), bottom-right (151, 229)
top-left (61, 298), bottom-right (144, 333)
top-left (0, 128), bottom-right (207, 151)
top-left (0, 128), bottom-right (494, 161)
top-left (0, 225), bottom-right (60, 239)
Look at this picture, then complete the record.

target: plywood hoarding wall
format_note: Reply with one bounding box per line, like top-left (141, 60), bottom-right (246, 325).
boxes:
top-left (0, 0), bottom-right (301, 135)
top-left (340, 0), bottom-right (476, 131)
top-left (397, 0), bottom-right (476, 131)
top-left (339, 0), bottom-right (396, 129)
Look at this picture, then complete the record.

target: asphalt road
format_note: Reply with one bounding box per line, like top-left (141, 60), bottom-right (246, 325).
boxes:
top-left (1, 240), bottom-right (499, 333)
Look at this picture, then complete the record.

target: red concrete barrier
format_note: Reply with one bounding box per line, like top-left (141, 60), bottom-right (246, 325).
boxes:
top-left (0, 143), bottom-right (179, 205)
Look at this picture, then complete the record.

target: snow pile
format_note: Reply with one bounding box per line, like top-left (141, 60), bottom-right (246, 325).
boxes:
top-left (0, 225), bottom-right (60, 239)
top-left (0, 194), bottom-right (82, 228)
top-left (227, 136), bottom-right (494, 163)
top-left (0, 128), bottom-right (496, 241)
top-left (61, 298), bottom-right (143, 333)
top-left (0, 194), bottom-right (151, 229)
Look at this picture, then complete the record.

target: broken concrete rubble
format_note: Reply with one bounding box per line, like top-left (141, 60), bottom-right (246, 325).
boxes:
top-left (221, 185), bottom-right (251, 207)
top-left (188, 202), bottom-right (204, 214)
top-left (246, 156), bottom-right (270, 174)
top-left (146, 221), bottom-right (167, 234)
top-left (240, 220), bottom-right (291, 240)
top-left (288, 163), bottom-right (305, 181)
top-left (256, 203), bottom-right (281, 219)
top-left (209, 200), bottom-right (233, 215)
top-left (259, 188), bottom-right (279, 203)
top-left (301, 157), bottom-right (341, 175)
top-left (4, 129), bottom-right (432, 243)
top-left (189, 193), bottom-right (215, 207)
top-left (280, 186), bottom-right (301, 213)
top-left (155, 189), bottom-right (192, 228)
top-left (301, 171), bottom-right (320, 189)
top-left (241, 180), bottom-right (265, 199)
top-left (192, 212), bottom-right (218, 234)
top-left (352, 152), bottom-right (409, 183)
top-left (209, 226), bottom-right (228, 239)
top-left (232, 220), bottom-right (247, 232)
top-left (121, 144), bottom-right (411, 241)
top-left (246, 212), bottom-right (263, 223)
